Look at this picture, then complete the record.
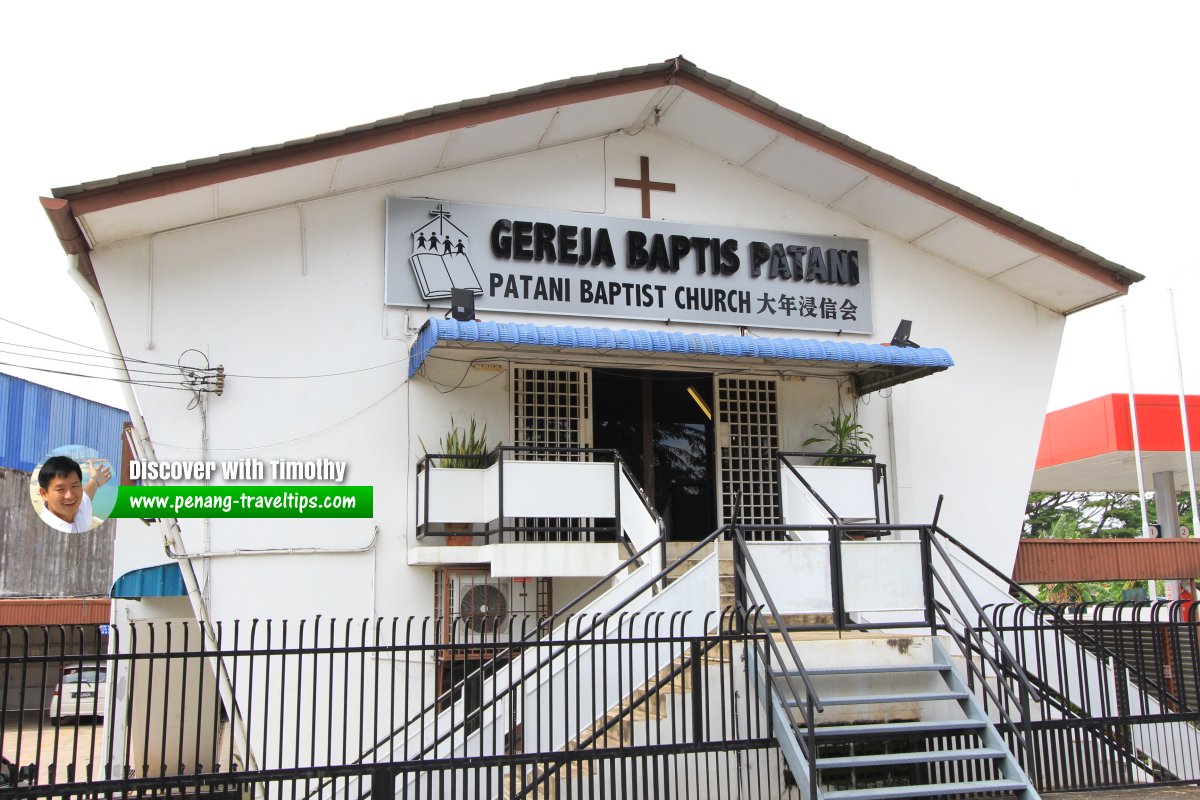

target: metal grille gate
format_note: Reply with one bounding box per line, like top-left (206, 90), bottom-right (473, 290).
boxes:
top-left (715, 376), bottom-right (780, 532)
top-left (511, 366), bottom-right (594, 541)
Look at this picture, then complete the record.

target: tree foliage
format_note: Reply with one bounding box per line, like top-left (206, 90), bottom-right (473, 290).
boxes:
top-left (1023, 491), bottom-right (1150, 539)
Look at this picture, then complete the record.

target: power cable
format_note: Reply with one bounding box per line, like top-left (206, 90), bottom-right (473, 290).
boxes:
top-left (0, 317), bottom-right (413, 380)
top-left (0, 361), bottom-right (201, 391)
top-left (150, 381), bottom-right (408, 452)
top-left (0, 315), bottom-right (182, 369)
top-left (0, 347), bottom-right (185, 377)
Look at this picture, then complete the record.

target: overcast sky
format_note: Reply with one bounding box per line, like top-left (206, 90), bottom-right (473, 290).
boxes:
top-left (2, 1), bottom-right (1196, 414)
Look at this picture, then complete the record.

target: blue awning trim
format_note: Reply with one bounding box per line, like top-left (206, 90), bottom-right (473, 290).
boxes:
top-left (110, 564), bottom-right (187, 599)
top-left (409, 319), bottom-right (953, 392)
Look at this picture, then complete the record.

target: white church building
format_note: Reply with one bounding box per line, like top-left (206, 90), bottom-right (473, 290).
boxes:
top-left (38, 57), bottom-right (1145, 800)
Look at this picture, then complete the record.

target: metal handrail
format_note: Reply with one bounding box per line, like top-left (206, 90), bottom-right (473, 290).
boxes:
top-left (776, 455), bottom-right (843, 524)
top-left (354, 445), bottom-right (668, 775)
top-left (730, 525), bottom-right (823, 800)
top-left (342, 532), bottom-right (665, 772)
top-left (778, 450), bottom-right (884, 524)
top-left (404, 525), bottom-right (736, 763)
top-left (926, 531), bottom-right (1044, 704)
top-left (931, 522), bottom-right (1195, 715)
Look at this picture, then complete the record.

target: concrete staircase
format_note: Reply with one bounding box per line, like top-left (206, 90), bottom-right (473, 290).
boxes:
top-left (665, 541), bottom-right (736, 611)
top-left (758, 634), bottom-right (1038, 800)
top-left (502, 625), bottom-right (729, 799)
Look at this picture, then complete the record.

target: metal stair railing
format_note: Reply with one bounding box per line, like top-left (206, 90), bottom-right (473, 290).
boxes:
top-left (320, 448), bottom-right (667, 800)
top-left (924, 536), bottom-right (1041, 786)
top-left (924, 505), bottom-right (1200, 791)
top-left (508, 609), bottom-right (734, 800)
top-left (341, 535), bottom-right (666, 775)
top-left (777, 451), bottom-right (889, 525)
top-left (730, 522), bottom-right (825, 800)
top-left (938, 522), bottom-right (1193, 715)
top-left (394, 525), bottom-right (729, 774)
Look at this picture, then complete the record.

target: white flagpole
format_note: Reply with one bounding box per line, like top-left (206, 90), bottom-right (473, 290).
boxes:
top-left (1169, 289), bottom-right (1199, 538)
top-left (1122, 306), bottom-right (1155, 599)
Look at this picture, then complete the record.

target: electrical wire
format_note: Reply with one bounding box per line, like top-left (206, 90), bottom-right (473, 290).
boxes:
top-left (0, 340), bottom-right (184, 371)
top-left (421, 356), bottom-right (507, 393)
top-left (150, 380), bottom-right (409, 452)
top-left (0, 361), bottom-right (201, 391)
top-left (0, 315), bottom-right (182, 369)
top-left (1, 316), bottom-right (413, 380)
top-left (0, 347), bottom-right (186, 377)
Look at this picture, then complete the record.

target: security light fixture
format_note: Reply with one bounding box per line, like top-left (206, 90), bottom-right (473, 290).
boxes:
top-left (449, 288), bottom-right (476, 322)
top-left (890, 319), bottom-right (919, 348)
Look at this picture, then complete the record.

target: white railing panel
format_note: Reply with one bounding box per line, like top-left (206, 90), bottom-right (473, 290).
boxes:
top-left (842, 541), bottom-right (924, 613)
top-left (524, 552), bottom-right (719, 755)
top-left (779, 470), bottom-right (835, 541)
top-left (746, 542), bottom-right (833, 613)
top-left (788, 464), bottom-right (876, 521)
top-left (619, 469), bottom-right (660, 553)
top-left (501, 461), bottom-right (616, 518)
top-left (417, 466), bottom-right (490, 525)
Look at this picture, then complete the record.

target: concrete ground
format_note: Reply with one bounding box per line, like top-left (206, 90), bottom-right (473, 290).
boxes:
top-left (1, 710), bottom-right (107, 785)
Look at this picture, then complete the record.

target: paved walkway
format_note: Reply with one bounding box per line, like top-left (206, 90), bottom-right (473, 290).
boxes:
top-left (2, 710), bottom-right (105, 785)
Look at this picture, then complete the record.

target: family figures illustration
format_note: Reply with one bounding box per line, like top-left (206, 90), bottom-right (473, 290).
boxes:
top-left (416, 231), bottom-right (466, 256)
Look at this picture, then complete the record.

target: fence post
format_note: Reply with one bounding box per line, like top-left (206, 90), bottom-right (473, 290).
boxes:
top-left (1020, 686), bottom-right (1039, 789)
top-left (921, 527), bottom-right (936, 634)
top-left (829, 525), bottom-right (846, 631)
top-left (690, 639), bottom-right (704, 743)
top-left (372, 766), bottom-right (394, 800)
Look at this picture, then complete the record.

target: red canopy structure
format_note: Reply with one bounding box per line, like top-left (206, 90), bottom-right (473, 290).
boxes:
top-left (1016, 393), bottom-right (1200, 584)
top-left (1033, 393), bottom-right (1200, 492)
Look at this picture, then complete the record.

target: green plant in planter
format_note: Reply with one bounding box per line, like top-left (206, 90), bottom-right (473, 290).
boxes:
top-left (423, 416), bottom-right (491, 469)
top-left (803, 408), bottom-right (873, 466)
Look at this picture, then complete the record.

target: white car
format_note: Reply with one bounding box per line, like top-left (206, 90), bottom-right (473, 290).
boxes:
top-left (47, 665), bottom-right (107, 722)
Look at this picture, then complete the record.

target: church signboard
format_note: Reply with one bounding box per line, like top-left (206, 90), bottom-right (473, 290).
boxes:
top-left (385, 198), bottom-right (873, 334)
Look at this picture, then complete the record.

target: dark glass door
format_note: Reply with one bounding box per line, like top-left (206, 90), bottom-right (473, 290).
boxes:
top-left (593, 370), bottom-right (716, 540)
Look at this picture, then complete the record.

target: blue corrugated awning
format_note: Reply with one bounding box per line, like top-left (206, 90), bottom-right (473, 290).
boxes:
top-left (409, 319), bottom-right (953, 394)
top-left (110, 564), bottom-right (187, 599)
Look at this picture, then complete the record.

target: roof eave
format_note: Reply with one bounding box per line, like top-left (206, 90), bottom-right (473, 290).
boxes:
top-left (43, 55), bottom-right (1142, 301)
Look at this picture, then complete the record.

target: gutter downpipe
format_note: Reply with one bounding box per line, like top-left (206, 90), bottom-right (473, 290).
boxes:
top-left (65, 252), bottom-right (261, 777)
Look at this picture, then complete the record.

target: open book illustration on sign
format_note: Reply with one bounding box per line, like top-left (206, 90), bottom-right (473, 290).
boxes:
top-left (409, 203), bottom-right (483, 300)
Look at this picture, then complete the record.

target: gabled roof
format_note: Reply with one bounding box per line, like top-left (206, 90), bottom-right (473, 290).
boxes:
top-left (42, 56), bottom-right (1141, 312)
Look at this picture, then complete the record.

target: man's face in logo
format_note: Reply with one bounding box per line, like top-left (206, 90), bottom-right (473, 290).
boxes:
top-left (40, 473), bottom-right (83, 522)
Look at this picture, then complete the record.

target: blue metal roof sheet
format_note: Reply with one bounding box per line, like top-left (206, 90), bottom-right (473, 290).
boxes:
top-left (0, 373), bottom-right (130, 474)
top-left (409, 319), bottom-right (953, 393)
top-left (110, 563), bottom-right (187, 599)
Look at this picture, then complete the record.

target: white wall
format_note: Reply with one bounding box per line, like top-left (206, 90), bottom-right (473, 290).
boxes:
top-left (90, 128), bottom-right (1063, 628)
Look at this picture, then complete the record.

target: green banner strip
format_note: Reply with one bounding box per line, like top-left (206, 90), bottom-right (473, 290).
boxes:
top-left (110, 486), bottom-right (373, 518)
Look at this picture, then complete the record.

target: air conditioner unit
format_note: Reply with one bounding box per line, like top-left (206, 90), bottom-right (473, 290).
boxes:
top-left (449, 574), bottom-right (540, 644)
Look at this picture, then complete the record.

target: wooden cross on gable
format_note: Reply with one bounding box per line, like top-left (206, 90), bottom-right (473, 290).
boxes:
top-left (614, 156), bottom-right (676, 219)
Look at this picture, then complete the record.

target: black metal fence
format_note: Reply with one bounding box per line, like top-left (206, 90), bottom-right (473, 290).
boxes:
top-left (7, 602), bottom-right (1200, 797)
top-left (1, 611), bottom-right (792, 799)
top-left (984, 600), bottom-right (1200, 792)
